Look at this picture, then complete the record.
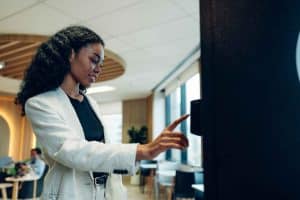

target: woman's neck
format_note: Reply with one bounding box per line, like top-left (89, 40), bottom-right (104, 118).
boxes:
top-left (60, 74), bottom-right (83, 100)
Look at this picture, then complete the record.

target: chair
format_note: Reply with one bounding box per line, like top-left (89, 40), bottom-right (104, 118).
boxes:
top-left (155, 161), bottom-right (179, 200)
top-left (0, 183), bottom-right (12, 200)
top-left (172, 170), bottom-right (196, 200)
top-left (0, 157), bottom-right (13, 168)
top-left (194, 171), bottom-right (204, 200)
top-left (139, 160), bottom-right (157, 193)
top-left (0, 172), bottom-right (8, 183)
top-left (17, 165), bottom-right (48, 198)
top-left (0, 172), bottom-right (11, 198)
top-left (194, 171), bottom-right (203, 184)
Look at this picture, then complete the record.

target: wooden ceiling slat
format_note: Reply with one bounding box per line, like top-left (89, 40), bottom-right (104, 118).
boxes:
top-left (103, 63), bottom-right (123, 69)
top-left (0, 42), bottom-right (41, 60)
top-left (0, 34), bottom-right (48, 43)
top-left (0, 48), bottom-right (37, 61)
top-left (104, 58), bottom-right (117, 61)
top-left (102, 70), bottom-right (124, 75)
top-left (12, 73), bottom-right (125, 82)
top-left (1, 67), bottom-right (27, 76)
top-left (100, 72), bottom-right (124, 79)
top-left (6, 55), bottom-right (33, 65)
top-left (97, 72), bottom-right (124, 81)
top-left (5, 51), bottom-right (35, 63)
top-left (0, 34), bottom-right (125, 82)
top-left (102, 67), bottom-right (124, 74)
top-left (104, 60), bottom-right (119, 65)
top-left (7, 58), bottom-right (31, 68)
top-left (0, 42), bottom-right (31, 55)
top-left (2, 62), bottom-right (123, 75)
top-left (99, 77), bottom-right (112, 81)
top-left (0, 41), bottom-right (21, 50)
top-left (99, 76), bottom-right (122, 81)
top-left (103, 59), bottom-right (115, 63)
top-left (8, 71), bottom-right (25, 78)
top-left (8, 67), bottom-right (125, 79)
top-left (2, 65), bottom-right (125, 77)
top-left (100, 75), bottom-right (124, 80)
top-left (13, 75), bottom-right (24, 79)
top-left (99, 75), bottom-right (116, 79)
top-left (1, 60), bottom-right (30, 73)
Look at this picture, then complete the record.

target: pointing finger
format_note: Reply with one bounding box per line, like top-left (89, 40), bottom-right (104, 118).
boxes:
top-left (166, 114), bottom-right (189, 131)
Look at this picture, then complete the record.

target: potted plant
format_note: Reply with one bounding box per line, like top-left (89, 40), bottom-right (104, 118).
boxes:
top-left (127, 125), bottom-right (148, 185)
top-left (128, 125), bottom-right (148, 144)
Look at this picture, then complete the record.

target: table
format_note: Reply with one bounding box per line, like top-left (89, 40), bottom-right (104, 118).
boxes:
top-left (192, 184), bottom-right (204, 192)
top-left (6, 174), bottom-right (39, 200)
top-left (0, 183), bottom-right (13, 200)
top-left (139, 163), bottom-right (157, 198)
top-left (140, 163), bottom-right (157, 176)
top-left (155, 170), bottom-right (176, 200)
top-left (140, 163), bottom-right (157, 169)
top-left (156, 170), bottom-right (176, 177)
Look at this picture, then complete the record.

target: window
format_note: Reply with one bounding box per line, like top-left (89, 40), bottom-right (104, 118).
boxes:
top-left (165, 73), bottom-right (202, 166)
top-left (169, 87), bottom-right (181, 162)
top-left (186, 73), bottom-right (201, 166)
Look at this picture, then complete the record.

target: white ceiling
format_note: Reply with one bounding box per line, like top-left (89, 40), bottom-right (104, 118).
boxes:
top-left (0, 0), bottom-right (200, 103)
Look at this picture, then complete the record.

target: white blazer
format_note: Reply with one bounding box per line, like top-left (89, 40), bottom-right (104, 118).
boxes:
top-left (25, 87), bottom-right (138, 200)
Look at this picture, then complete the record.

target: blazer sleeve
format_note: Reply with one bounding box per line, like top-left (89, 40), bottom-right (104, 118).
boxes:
top-left (25, 96), bottom-right (138, 175)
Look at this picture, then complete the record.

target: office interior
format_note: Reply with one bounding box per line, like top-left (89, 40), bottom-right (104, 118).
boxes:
top-left (2, 1), bottom-right (300, 200)
top-left (0, 1), bottom-right (202, 200)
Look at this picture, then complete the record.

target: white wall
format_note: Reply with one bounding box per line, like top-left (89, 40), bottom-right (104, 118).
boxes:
top-left (0, 77), bottom-right (20, 94)
top-left (98, 101), bottom-right (122, 115)
top-left (152, 91), bottom-right (166, 160)
top-left (98, 101), bottom-right (122, 143)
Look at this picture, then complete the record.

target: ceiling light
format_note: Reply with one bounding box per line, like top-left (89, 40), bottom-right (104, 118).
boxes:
top-left (87, 85), bottom-right (115, 94)
top-left (0, 61), bottom-right (5, 69)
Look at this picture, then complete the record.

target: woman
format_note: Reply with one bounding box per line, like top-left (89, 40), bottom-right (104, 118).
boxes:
top-left (16, 26), bottom-right (189, 200)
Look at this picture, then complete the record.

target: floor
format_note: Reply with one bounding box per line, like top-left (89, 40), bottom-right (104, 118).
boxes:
top-left (126, 184), bottom-right (151, 200)
top-left (125, 181), bottom-right (175, 200)
top-left (0, 182), bottom-right (172, 200)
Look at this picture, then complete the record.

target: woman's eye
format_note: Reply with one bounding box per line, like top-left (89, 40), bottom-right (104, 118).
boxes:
top-left (91, 58), bottom-right (98, 65)
top-left (90, 57), bottom-right (103, 67)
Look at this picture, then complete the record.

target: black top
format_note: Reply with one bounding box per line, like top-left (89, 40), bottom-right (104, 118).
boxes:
top-left (68, 95), bottom-right (107, 179)
top-left (68, 96), bottom-right (104, 142)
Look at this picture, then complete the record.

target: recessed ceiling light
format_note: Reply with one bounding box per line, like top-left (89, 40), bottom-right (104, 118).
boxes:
top-left (0, 61), bottom-right (5, 69)
top-left (87, 85), bottom-right (115, 94)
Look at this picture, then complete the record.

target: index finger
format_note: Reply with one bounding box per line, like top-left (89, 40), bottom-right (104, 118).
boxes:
top-left (166, 114), bottom-right (190, 131)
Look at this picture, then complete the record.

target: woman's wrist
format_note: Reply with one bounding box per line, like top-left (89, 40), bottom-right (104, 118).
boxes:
top-left (136, 144), bottom-right (150, 161)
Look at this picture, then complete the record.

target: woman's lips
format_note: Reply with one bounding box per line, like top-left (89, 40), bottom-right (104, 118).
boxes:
top-left (89, 75), bottom-right (97, 82)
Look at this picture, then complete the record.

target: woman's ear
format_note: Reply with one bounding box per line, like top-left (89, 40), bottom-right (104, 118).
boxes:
top-left (69, 49), bottom-right (75, 63)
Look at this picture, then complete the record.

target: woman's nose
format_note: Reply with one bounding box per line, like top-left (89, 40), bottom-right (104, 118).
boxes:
top-left (93, 64), bottom-right (102, 74)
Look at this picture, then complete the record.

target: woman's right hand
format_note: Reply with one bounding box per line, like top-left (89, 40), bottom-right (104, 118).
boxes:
top-left (136, 114), bottom-right (189, 161)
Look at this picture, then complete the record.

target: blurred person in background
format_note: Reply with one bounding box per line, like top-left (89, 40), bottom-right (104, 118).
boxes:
top-left (26, 148), bottom-right (46, 178)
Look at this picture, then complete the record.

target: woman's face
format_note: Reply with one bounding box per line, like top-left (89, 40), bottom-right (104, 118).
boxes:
top-left (69, 43), bottom-right (104, 88)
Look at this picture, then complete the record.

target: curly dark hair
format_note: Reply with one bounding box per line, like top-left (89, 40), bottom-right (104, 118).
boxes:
top-left (15, 26), bottom-right (104, 115)
top-left (32, 147), bottom-right (42, 155)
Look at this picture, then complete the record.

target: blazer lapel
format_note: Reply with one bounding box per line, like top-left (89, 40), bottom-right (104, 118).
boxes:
top-left (56, 87), bottom-right (94, 180)
top-left (56, 87), bottom-right (85, 138)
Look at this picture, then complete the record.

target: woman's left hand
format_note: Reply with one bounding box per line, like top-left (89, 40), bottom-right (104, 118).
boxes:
top-left (136, 114), bottom-right (189, 160)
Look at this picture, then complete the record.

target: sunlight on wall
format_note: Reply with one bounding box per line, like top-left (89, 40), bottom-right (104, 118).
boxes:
top-left (32, 133), bottom-right (36, 148)
top-left (0, 111), bottom-right (14, 157)
top-left (18, 117), bottom-right (25, 158)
